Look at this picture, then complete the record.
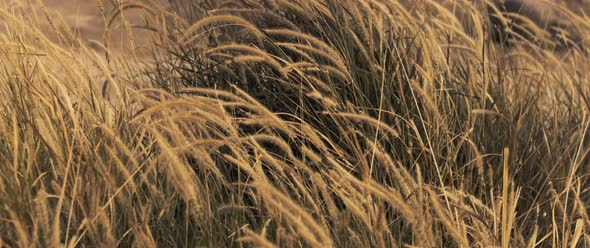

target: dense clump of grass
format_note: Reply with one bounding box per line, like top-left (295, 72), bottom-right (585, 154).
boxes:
top-left (0, 0), bottom-right (588, 247)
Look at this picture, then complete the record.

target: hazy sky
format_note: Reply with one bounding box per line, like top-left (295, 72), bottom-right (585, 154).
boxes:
top-left (37, 0), bottom-right (170, 51)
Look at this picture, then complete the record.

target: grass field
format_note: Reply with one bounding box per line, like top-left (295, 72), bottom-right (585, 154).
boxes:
top-left (0, 0), bottom-right (589, 247)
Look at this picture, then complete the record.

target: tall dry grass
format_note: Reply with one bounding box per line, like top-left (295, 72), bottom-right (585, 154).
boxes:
top-left (0, 0), bottom-right (588, 247)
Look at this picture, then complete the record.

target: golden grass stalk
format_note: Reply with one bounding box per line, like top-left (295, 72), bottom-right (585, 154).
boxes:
top-left (181, 15), bottom-right (263, 44)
